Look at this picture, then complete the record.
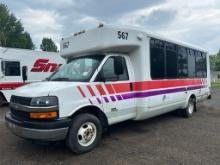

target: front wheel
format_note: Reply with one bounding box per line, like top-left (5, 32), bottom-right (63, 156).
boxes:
top-left (0, 95), bottom-right (5, 107)
top-left (182, 97), bottom-right (196, 118)
top-left (66, 114), bottom-right (102, 154)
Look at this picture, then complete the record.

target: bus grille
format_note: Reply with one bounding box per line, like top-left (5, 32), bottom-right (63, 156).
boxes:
top-left (10, 95), bottom-right (32, 106)
top-left (10, 108), bottom-right (30, 120)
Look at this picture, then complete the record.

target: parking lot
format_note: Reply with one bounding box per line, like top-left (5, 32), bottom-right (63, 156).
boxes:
top-left (0, 89), bottom-right (220, 165)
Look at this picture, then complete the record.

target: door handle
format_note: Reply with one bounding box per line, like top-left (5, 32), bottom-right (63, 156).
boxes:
top-left (111, 108), bottom-right (118, 112)
top-left (185, 87), bottom-right (188, 93)
top-left (163, 95), bottom-right (166, 100)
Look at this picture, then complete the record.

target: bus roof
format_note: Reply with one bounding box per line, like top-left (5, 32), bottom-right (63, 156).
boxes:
top-left (60, 24), bottom-right (208, 58)
top-left (109, 24), bottom-right (208, 53)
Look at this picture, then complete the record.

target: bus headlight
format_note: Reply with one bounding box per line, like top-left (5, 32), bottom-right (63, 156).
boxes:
top-left (30, 96), bottom-right (58, 107)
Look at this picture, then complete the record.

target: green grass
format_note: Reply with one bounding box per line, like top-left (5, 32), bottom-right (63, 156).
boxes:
top-left (211, 82), bottom-right (220, 88)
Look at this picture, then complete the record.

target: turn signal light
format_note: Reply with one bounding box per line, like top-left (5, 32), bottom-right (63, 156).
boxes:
top-left (30, 111), bottom-right (58, 119)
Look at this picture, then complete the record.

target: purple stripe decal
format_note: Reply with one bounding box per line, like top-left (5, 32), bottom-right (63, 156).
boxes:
top-left (133, 87), bottom-right (185, 98)
top-left (96, 98), bottom-right (101, 104)
top-left (121, 85), bottom-right (204, 100)
top-left (88, 99), bottom-right (93, 104)
top-left (122, 93), bottom-right (134, 99)
top-left (116, 95), bottom-right (123, 100)
top-left (103, 97), bottom-right (109, 103)
top-left (110, 96), bottom-right (116, 101)
top-left (94, 85), bottom-right (204, 104)
top-left (187, 85), bottom-right (203, 90)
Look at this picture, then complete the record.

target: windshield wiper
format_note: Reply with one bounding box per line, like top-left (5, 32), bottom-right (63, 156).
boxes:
top-left (49, 77), bottom-right (71, 81)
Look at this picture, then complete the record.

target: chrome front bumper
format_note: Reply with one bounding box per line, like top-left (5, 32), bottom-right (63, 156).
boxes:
top-left (5, 112), bottom-right (71, 141)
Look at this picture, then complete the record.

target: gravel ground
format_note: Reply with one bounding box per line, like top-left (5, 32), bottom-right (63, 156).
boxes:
top-left (0, 89), bottom-right (219, 165)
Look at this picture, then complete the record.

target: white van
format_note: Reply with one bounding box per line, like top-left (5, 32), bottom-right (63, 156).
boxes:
top-left (0, 47), bottom-right (65, 105)
top-left (5, 25), bottom-right (211, 154)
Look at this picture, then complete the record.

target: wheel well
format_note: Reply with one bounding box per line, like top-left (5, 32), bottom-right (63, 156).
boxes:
top-left (190, 94), bottom-right (196, 101)
top-left (0, 92), bottom-right (7, 106)
top-left (70, 106), bottom-right (108, 133)
top-left (0, 92), bottom-right (7, 102)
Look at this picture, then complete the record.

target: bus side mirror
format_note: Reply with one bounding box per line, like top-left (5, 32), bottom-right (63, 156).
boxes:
top-left (22, 66), bottom-right (27, 82)
top-left (114, 56), bottom-right (124, 75)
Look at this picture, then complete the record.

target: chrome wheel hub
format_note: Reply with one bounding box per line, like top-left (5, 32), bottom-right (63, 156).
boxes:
top-left (77, 122), bottom-right (97, 147)
top-left (188, 102), bottom-right (194, 114)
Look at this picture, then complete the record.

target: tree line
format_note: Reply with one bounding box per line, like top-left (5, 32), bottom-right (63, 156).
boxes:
top-left (210, 50), bottom-right (220, 71)
top-left (0, 3), bottom-right (58, 52)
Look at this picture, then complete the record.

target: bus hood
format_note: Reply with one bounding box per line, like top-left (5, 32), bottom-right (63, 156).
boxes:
top-left (13, 81), bottom-right (83, 97)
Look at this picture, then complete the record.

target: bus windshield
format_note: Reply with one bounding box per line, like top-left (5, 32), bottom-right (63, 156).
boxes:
top-left (48, 55), bottom-right (104, 82)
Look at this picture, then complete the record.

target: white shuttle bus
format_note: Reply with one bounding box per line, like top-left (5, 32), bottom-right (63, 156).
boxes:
top-left (5, 25), bottom-right (211, 154)
top-left (0, 47), bottom-right (65, 105)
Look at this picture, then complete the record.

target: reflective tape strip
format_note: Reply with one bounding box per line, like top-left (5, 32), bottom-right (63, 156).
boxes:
top-left (95, 84), bottom-right (106, 95)
top-left (0, 82), bottom-right (28, 89)
top-left (105, 84), bottom-right (115, 94)
top-left (77, 86), bottom-right (86, 97)
top-left (89, 99), bottom-right (93, 104)
top-left (133, 79), bottom-right (202, 91)
top-left (87, 85), bottom-right (96, 96)
top-left (96, 98), bottom-right (102, 104)
top-left (112, 83), bottom-right (130, 93)
top-left (110, 95), bottom-right (116, 102)
top-left (103, 96), bottom-right (109, 103)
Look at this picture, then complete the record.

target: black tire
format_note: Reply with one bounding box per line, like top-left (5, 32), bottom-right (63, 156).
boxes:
top-left (66, 113), bottom-right (102, 154)
top-left (182, 97), bottom-right (196, 118)
top-left (0, 95), bottom-right (5, 107)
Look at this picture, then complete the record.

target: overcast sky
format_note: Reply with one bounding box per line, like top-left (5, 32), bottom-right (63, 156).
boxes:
top-left (2, 0), bottom-right (220, 54)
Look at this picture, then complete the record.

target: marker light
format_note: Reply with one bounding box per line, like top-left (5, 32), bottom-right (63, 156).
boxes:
top-left (30, 111), bottom-right (58, 119)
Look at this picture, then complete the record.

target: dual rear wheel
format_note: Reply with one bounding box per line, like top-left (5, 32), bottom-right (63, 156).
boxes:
top-left (181, 97), bottom-right (196, 118)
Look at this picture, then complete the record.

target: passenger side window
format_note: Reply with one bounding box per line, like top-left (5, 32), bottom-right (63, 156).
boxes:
top-left (166, 43), bottom-right (177, 78)
top-left (178, 46), bottom-right (188, 78)
top-left (202, 53), bottom-right (207, 77)
top-left (150, 39), bottom-right (165, 79)
top-left (188, 49), bottom-right (196, 78)
top-left (3, 61), bottom-right (21, 76)
top-left (195, 51), bottom-right (203, 78)
top-left (98, 56), bottom-right (129, 81)
top-left (150, 38), bottom-right (207, 79)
